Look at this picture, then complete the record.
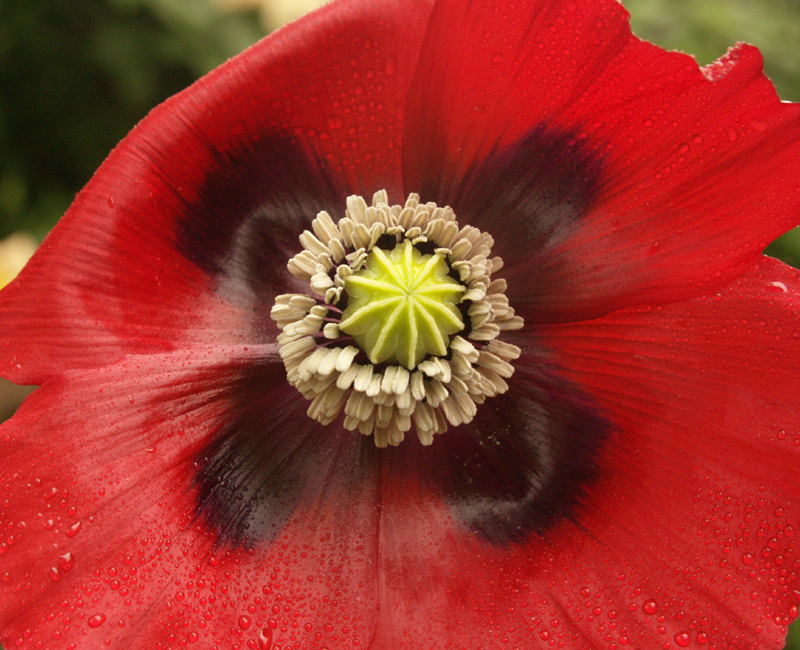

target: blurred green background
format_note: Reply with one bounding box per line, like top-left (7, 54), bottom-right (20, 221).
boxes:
top-left (0, 0), bottom-right (799, 647)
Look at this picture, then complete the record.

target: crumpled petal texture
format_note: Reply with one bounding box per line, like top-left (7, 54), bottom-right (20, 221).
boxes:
top-left (2, 0), bottom-right (800, 648)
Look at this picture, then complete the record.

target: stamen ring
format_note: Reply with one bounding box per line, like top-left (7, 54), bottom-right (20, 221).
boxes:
top-left (270, 191), bottom-right (523, 447)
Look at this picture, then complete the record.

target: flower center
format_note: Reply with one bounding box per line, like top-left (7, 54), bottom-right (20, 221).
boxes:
top-left (339, 241), bottom-right (465, 369)
top-left (270, 191), bottom-right (524, 447)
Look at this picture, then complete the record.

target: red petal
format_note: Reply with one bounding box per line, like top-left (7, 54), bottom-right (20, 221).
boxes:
top-left (536, 256), bottom-right (800, 647)
top-left (405, 0), bottom-right (800, 321)
top-left (368, 258), bottom-right (800, 648)
top-left (0, 0), bottom-right (433, 385)
top-left (0, 345), bottom-right (381, 649)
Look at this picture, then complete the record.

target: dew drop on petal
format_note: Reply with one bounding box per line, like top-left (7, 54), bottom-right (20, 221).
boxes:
top-left (238, 615), bottom-right (252, 630)
top-left (48, 567), bottom-right (61, 581)
top-left (674, 631), bottom-right (691, 647)
top-left (258, 627), bottom-right (273, 649)
top-left (58, 552), bottom-right (75, 571)
top-left (325, 115), bottom-right (344, 130)
top-left (87, 614), bottom-right (106, 628)
top-left (642, 599), bottom-right (658, 615)
top-left (384, 55), bottom-right (398, 77)
top-left (65, 521), bottom-right (81, 538)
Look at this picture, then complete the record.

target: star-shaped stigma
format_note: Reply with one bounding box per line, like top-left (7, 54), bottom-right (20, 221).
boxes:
top-left (339, 240), bottom-right (465, 369)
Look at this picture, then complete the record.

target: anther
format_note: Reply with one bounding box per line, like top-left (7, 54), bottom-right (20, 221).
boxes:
top-left (270, 191), bottom-right (523, 447)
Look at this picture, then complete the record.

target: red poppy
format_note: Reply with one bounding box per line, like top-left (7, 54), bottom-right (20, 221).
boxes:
top-left (3, 0), bottom-right (800, 648)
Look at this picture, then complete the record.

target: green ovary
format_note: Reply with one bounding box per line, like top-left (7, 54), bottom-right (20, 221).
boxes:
top-left (339, 240), bottom-right (465, 369)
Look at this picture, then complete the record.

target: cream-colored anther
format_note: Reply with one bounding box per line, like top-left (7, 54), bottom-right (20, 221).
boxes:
top-left (271, 191), bottom-right (524, 447)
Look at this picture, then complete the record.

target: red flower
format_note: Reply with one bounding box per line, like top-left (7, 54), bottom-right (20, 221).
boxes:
top-left (2, 0), bottom-right (800, 648)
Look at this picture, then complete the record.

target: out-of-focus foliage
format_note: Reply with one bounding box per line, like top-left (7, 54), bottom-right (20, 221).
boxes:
top-left (0, 232), bottom-right (36, 288)
top-left (0, 0), bottom-right (264, 240)
top-left (213, 0), bottom-right (327, 32)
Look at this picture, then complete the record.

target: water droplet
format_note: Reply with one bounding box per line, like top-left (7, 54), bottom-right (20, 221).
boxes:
top-left (642, 599), bottom-right (658, 615)
top-left (491, 53), bottom-right (504, 63)
top-left (65, 521), bottom-right (82, 538)
top-left (87, 614), bottom-right (106, 628)
top-left (727, 127), bottom-right (739, 141)
top-left (48, 566), bottom-right (62, 581)
top-left (580, 586), bottom-right (591, 598)
top-left (187, 631), bottom-right (199, 643)
top-left (258, 627), bottom-right (273, 649)
top-left (674, 631), bottom-right (691, 647)
top-left (326, 115), bottom-right (344, 130)
top-left (384, 56), bottom-right (398, 77)
top-left (678, 143), bottom-right (690, 153)
top-left (238, 615), bottom-right (253, 630)
top-left (107, 197), bottom-right (115, 208)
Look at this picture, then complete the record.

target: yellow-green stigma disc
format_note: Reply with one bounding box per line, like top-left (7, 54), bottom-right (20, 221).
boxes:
top-left (339, 240), bottom-right (465, 369)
